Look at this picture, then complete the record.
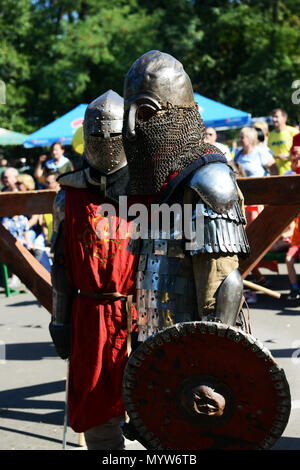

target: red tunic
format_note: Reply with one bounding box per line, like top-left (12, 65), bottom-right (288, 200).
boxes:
top-left (63, 186), bottom-right (137, 432)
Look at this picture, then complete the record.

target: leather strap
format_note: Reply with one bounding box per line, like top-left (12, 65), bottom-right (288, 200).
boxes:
top-left (79, 290), bottom-right (133, 356)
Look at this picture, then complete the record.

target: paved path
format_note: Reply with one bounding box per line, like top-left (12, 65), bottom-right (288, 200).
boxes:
top-left (244, 264), bottom-right (300, 450)
top-left (0, 263), bottom-right (299, 450)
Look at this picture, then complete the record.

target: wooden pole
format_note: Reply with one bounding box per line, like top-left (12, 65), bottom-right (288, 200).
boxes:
top-left (243, 279), bottom-right (281, 299)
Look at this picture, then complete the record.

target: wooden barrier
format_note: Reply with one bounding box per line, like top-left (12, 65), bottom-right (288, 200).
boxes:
top-left (0, 189), bottom-right (56, 217)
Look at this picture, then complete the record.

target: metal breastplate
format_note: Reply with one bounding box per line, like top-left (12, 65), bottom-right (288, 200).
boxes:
top-left (129, 237), bottom-right (197, 342)
top-left (127, 164), bottom-right (249, 341)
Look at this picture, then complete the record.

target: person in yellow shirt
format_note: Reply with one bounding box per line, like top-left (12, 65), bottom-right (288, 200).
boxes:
top-left (268, 108), bottom-right (299, 175)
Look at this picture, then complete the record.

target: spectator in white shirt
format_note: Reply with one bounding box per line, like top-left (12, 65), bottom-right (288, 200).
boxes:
top-left (204, 127), bottom-right (232, 161)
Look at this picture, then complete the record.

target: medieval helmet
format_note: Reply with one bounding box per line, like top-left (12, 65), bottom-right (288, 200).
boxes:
top-left (122, 51), bottom-right (218, 195)
top-left (83, 90), bottom-right (127, 174)
top-left (124, 50), bottom-right (195, 139)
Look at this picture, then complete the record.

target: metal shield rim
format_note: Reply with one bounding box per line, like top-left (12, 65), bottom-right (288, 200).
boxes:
top-left (122, 321), bottom-right (291, 450)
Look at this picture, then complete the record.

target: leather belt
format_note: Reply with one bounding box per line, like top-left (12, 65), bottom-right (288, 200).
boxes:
top-left (79, 290), bottom-right (134, 355)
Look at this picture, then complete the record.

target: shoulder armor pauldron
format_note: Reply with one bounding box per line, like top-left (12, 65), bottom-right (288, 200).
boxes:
top-left (186, 163), bottom-right (250, 256)
top-left (188, 162), bottom-right (238, 214)
top-left (58, 168), bottom-right (106, 193)
top-left (58, 168), bottom-right (100, 189)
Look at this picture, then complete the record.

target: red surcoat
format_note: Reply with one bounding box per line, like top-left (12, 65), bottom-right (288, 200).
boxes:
top-left (63, 186), bottom-right (137, 432)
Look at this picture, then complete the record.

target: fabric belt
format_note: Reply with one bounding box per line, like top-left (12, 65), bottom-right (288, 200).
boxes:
top-left (78, 290), bottom-right (134, 355)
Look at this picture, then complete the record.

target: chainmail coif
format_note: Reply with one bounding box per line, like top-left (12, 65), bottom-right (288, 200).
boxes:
top-left (123, 104), bottom-right (221, 195)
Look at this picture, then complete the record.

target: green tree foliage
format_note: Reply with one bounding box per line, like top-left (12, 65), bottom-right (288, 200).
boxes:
top-left (0, 0), bottom-right (32, 131)
top-left (0, 0), bottom-right (299, 134)
top-left (193, 0), bottom-right (300, 122)
top-left (26, 0), bottom-right (163, 127)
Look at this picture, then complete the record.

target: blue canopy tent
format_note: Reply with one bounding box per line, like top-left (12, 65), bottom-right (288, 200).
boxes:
top-left (194, 93), bottom-right (251, 130)
top-left (23, 104), bottom-right (87, 148)
top-left (23, 95), bottom-right (251, 148)
top-left (0, 127), bottom-right (28, 145)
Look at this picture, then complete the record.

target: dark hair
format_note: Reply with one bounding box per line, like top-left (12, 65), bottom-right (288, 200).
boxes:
top-left (271, 108), bottom-right (287, 118)
top-left (254, 127), bottom-right (265, 143)
top-left (50, 142), bottom-right (64, 151)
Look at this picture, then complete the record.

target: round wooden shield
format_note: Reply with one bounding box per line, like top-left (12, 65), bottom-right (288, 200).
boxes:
top-left (122, 322), bottom-right (291, 450)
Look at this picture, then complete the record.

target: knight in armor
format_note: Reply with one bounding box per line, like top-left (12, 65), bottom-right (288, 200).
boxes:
top-left (122, 50), bottom-right (249, 341)
top-left (121, 51), bottom-right (291, 451)
top-left (121, 50), bottom-right (248, 445)
top-left (49, 90), bottom-right (138, 450)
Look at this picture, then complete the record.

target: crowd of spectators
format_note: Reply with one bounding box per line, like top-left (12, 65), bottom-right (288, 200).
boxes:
top-left (0, 141), bottom-right (71, 290)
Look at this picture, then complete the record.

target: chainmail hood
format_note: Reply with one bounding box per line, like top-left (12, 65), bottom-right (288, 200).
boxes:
top-left (123, 104), bottom-right (221, 195)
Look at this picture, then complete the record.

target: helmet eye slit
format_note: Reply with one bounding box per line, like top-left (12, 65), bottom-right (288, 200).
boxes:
top-left (137, 105), bottom-right (158, 122)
